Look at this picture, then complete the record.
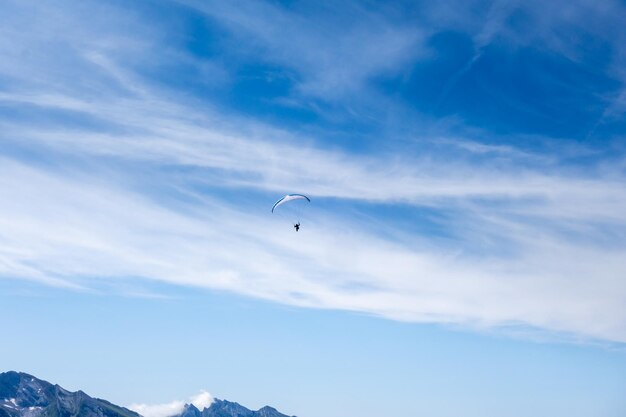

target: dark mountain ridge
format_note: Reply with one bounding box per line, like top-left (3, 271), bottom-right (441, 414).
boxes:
top-left (0, 371), bottom-right (138, 417)
top-left (0, 372), bottom-right (293, 417)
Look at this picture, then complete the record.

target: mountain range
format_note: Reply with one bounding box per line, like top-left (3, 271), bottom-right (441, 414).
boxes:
top-left (0, 372), bottom-right (293, 417)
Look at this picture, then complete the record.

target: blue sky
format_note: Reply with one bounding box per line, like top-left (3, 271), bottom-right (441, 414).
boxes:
top-left (1, 0), bottom-right (626, 416)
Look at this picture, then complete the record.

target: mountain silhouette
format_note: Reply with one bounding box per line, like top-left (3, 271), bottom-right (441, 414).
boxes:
top-left (0, 372), bottom-right (293, 417)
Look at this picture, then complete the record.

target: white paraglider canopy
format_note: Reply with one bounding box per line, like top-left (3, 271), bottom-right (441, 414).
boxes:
top-left (271, 194), bottom-right (310, 213)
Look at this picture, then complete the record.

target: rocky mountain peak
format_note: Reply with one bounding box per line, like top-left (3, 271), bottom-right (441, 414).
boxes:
top-left (179, 404), bottom-right (200, 417)
top-left (0, 372), bottom-right (139, 417)
top-left (197, 398), bottom-right (294, 417)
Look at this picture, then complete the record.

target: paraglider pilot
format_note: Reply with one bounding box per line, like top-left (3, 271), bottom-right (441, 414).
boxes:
top-left (294, 222), bottom-right (300, 232)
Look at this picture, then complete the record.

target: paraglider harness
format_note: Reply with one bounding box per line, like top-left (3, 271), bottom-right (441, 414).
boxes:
top-left (294, 222), bottom-right (300, 232)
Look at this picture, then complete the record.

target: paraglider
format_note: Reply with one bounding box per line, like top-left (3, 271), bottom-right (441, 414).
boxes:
top-left (272, 194), bottom-right (310, 231)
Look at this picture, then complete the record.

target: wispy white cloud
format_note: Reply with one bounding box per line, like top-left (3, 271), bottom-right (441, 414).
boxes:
top-left (1, 0), bottom-right (626, 345)
top-left (1, 134), bottom-right (625, 342)
top-left (174, 0), bottom-right (425, 100)
top-left (128, 391), bottom-right (214, 417)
